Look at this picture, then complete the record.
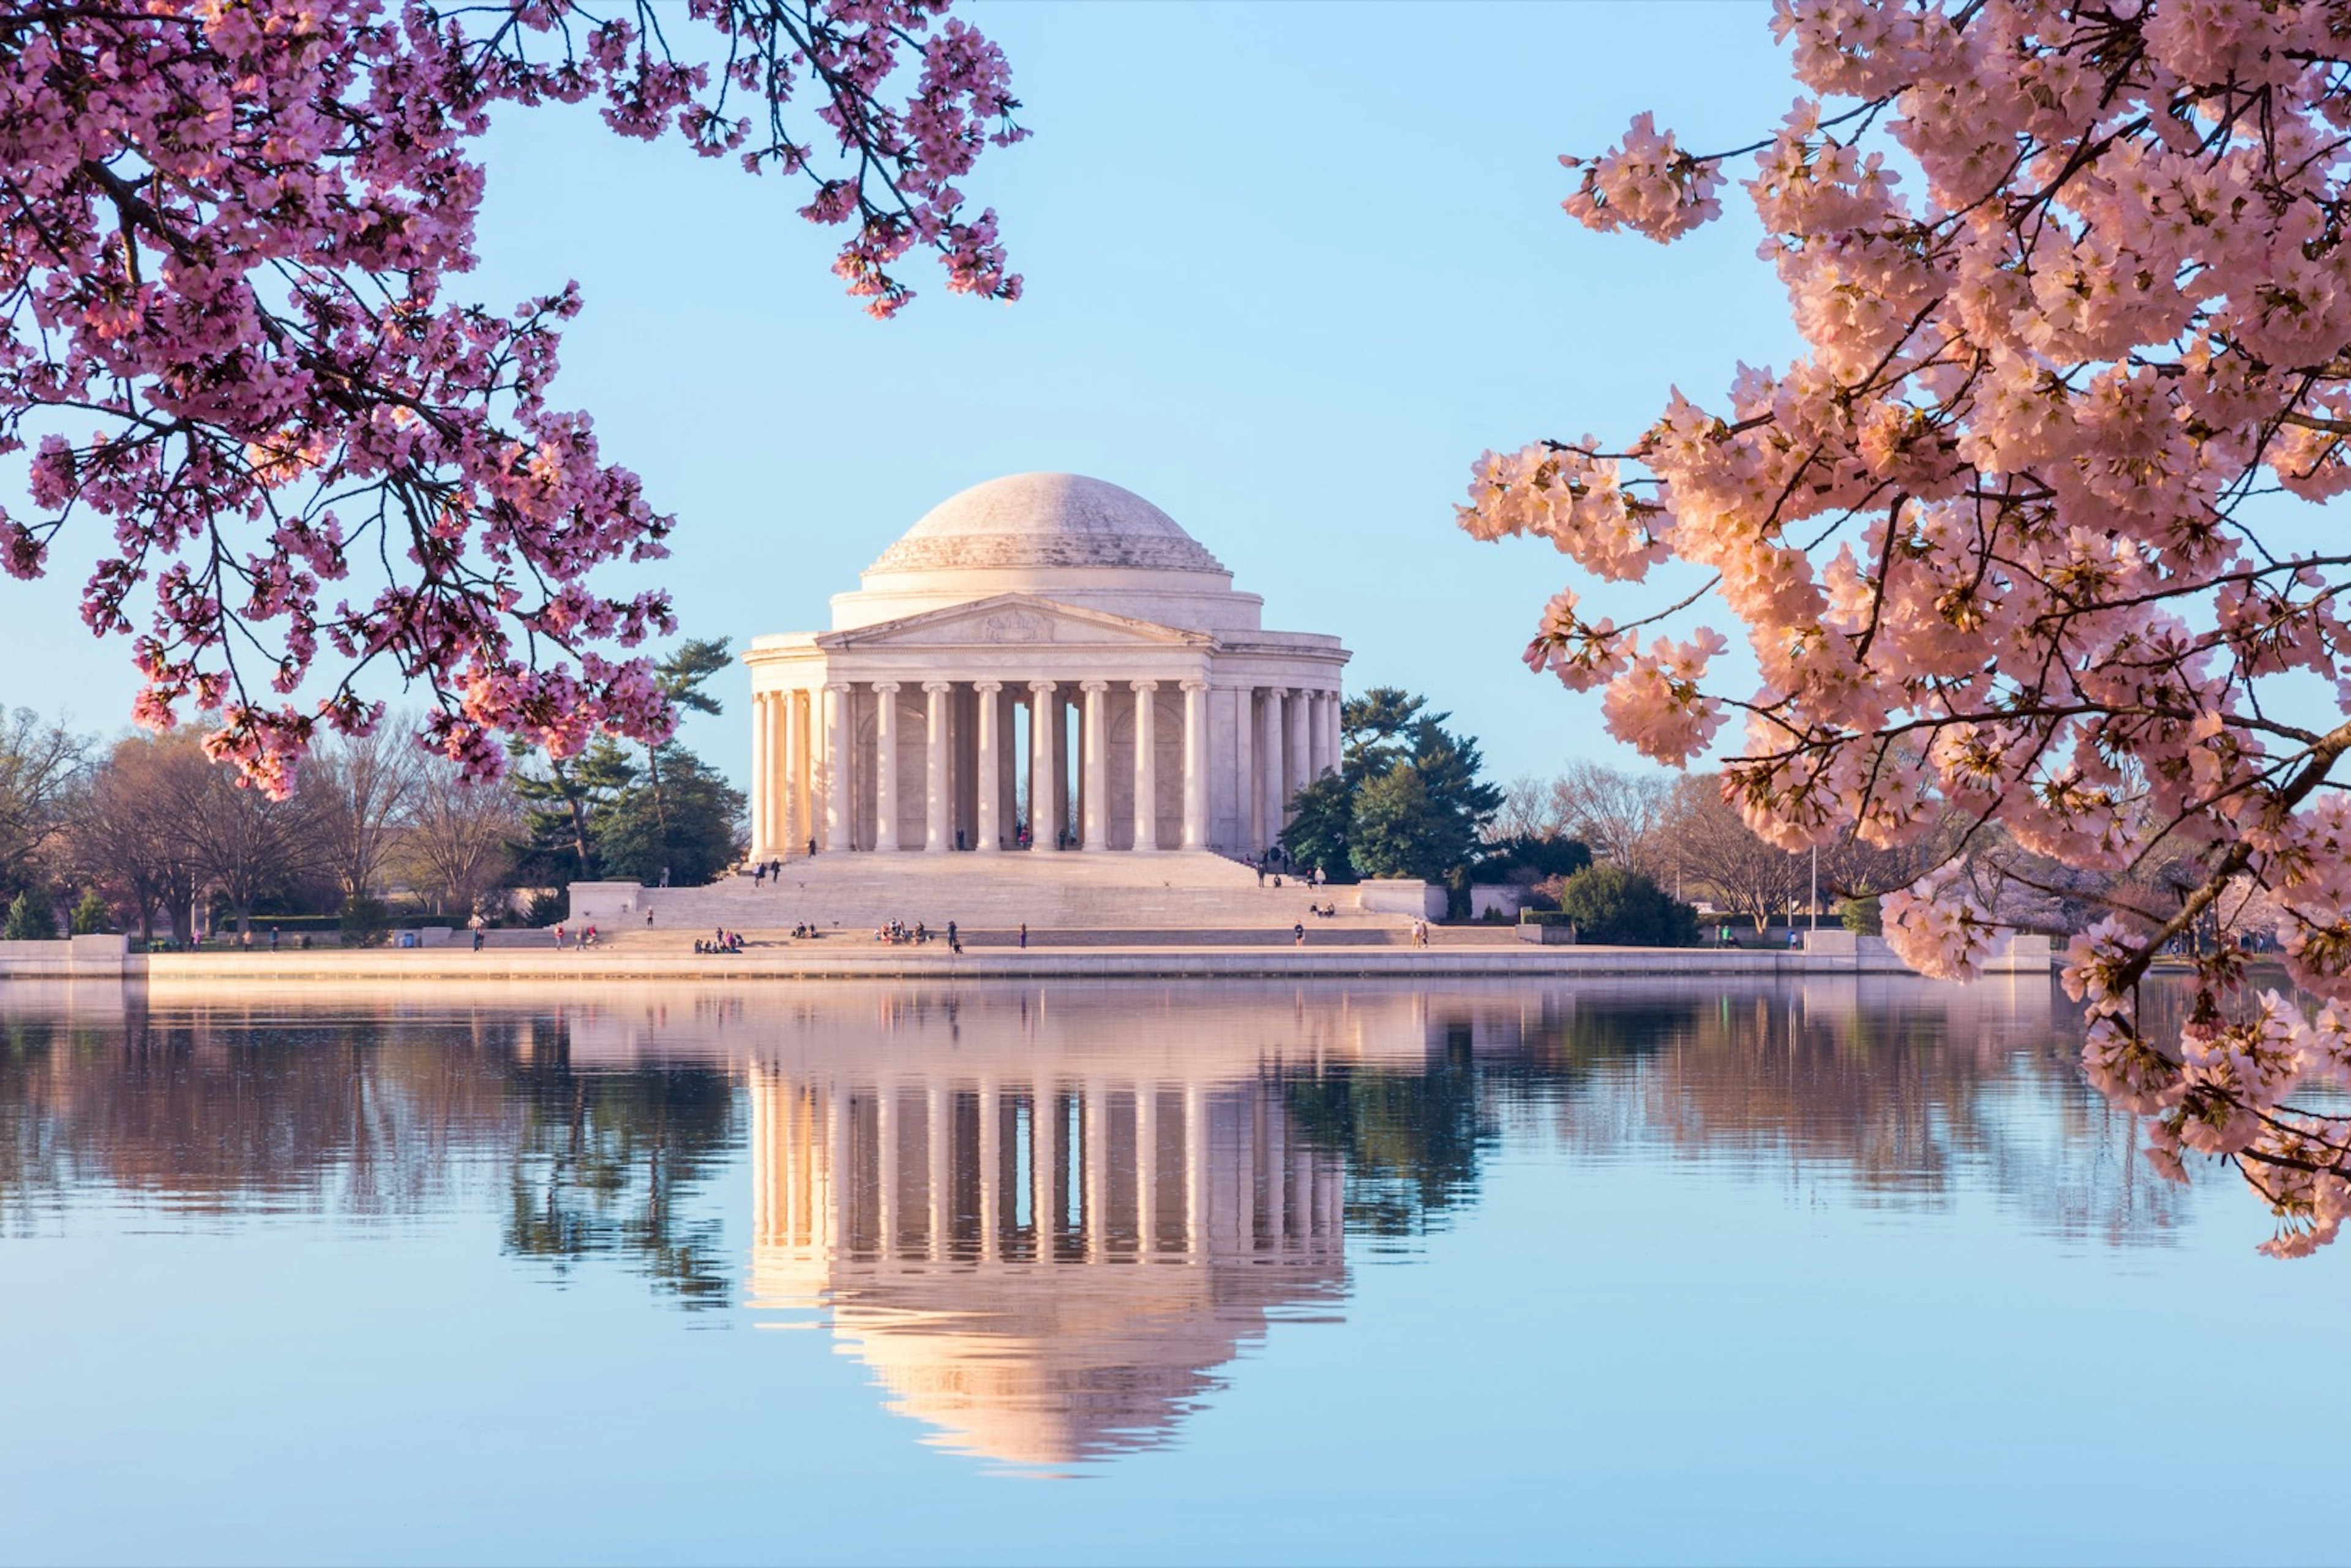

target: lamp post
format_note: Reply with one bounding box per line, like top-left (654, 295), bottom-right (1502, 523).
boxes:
top-left (1810, 844), bottom-right (1819, 931)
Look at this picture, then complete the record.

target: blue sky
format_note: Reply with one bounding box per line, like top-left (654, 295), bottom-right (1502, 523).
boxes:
top-left (2, 1), bottom-right (1809, 786)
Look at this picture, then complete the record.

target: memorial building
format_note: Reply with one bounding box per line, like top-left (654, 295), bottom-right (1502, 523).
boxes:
top-left (743, 473), bottom-right (1349, 860)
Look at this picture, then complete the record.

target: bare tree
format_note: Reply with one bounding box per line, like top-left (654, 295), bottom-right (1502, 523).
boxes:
top-left (309, 726), bottom-right (422, 902)
top-left (177, 757), bottom-right (330, 938)
top-left (1489, 775), bottom-right (1569, 842)
top-left (394, 758), bottom-right (522, 918)
top-left (1674, 773), bottom-right (1807, 933)
top-left (0, 707), bottom-right (89, 896)
top-left (65, 732), bottom-right (210, 942)
top-left (1547, 762), bottom-right (1677, 876)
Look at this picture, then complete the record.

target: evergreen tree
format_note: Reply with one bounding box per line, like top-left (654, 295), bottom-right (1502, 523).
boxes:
top-left (2, 889), bottom-right (56, 940)
top-left (596, 748), bottom-right (746, 887)
top-left (1282, 775), bottom-right (1357, 883)
top-left (643, 638), bottom-right (733, 840)
top-left (1285, 687), bottom-right (1502, 886)
top-left (68, 888), bottom-right (111, 934)
top-left (509, 738), bottom-right (638, 883)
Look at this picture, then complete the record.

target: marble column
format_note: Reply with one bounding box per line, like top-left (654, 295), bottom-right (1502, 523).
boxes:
top-left (975, 680), bottom-right (1003, 852)
top-left (1286, 685), bottom-right (1311, 809)
top-left (751, 691), bottom-right (773, 857)
top-left (1028, 680), bottom-right (1057, 849)
top-left (1181, 680), bottom-right (1209, 851)
top-left (1259, 686), bottom-right (1285, 855)
top-left (873, 681), bottom-right (901, 852)
top-left (923, 680), bottom-right (952, 853)
top-left (1130, 680), bottom-right (1158, 852)
top-left (822, 683), bottom-right (850, 852)
top-left (786, 688), bottom-right (810, 852)
top-left (1234, 687), bottom-right (1255, 853)
top-left (1080, 680), bottom-right (1109, 853)
top-left (1309, 689), bottom-right (1334, 779)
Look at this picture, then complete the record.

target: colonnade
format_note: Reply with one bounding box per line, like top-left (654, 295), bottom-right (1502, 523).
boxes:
top-left (748, 678), bottom-right (1344, 857)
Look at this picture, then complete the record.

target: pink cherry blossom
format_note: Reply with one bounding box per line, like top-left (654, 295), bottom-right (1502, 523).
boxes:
top-left (1461, 0), bottom-right (2351, 1251)
top-left (1, 0), bottom-right (1026, 797)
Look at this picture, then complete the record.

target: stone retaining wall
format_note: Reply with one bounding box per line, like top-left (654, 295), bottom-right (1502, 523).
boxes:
top-left (0, 936), bottom-right (2058, 985)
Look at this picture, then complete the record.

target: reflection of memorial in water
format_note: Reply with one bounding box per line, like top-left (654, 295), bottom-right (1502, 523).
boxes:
top-left (743, 1048), bottom-right (1348, 1468)
top-left (1, 973), bottom-right (2195, 1463)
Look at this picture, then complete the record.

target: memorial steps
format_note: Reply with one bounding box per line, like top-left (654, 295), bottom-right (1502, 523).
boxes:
top-left (617, 850), bottom-right (1409, 935)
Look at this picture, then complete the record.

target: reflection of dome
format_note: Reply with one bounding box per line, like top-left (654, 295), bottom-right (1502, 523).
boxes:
top-left (866, 473), bottom-right (1228, 577)
top-left (748, 1062), bottom-right (1347, 1470)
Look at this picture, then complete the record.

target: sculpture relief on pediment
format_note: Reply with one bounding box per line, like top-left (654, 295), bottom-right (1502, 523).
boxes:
top-left (978, 609), bottom-right (1056, 644)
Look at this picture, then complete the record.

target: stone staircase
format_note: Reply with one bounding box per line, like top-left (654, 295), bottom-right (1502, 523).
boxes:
top-left (598, 850), bottom-right (1405, 935)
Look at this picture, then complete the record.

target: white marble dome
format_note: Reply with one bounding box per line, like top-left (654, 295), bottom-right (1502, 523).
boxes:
top-left (866, 473), bottom-right (1228, 576)
top-left (836, 472), bottom-right (1260, 632)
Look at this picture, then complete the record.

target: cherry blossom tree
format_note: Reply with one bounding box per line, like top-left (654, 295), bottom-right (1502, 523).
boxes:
top-left (1, 0), bottom-right (1025, 795)
top-left (1460, 0), bottom-right (2351, 1254)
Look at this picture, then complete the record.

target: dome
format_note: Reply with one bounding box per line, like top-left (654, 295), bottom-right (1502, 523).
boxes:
top-left (865, 473), bottom-right (1228, 576)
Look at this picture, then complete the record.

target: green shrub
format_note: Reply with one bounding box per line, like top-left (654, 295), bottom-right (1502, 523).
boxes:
top-left (340, 895), bottom-right (391, 947)
top-left (1550, 865), bottom-right (1699, 947)
top-left (69, 889), bottom-right (113, 935)
top-left (1840, 896), bottom-right (1883, 935)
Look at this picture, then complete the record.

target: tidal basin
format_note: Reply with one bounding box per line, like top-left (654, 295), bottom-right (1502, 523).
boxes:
top-left (4, 977), bottom-right (2346, 1566)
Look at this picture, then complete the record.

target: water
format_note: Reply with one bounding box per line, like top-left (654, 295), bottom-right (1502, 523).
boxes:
top-left (1, 977), bottom-right (2342, 1566)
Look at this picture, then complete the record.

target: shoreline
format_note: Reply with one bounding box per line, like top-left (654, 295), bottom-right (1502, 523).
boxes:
top-left (0, 942), bottom-right (2057, 984)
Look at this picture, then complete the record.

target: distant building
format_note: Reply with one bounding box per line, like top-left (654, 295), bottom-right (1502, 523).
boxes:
top-left (744, 473), bottom-right (1348, 858)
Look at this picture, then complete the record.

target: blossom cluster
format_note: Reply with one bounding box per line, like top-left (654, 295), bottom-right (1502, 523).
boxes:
top-left (1461, 0), bottom-right (2351, 1250)
top-left (1, 0), bottom-right (1025, 793)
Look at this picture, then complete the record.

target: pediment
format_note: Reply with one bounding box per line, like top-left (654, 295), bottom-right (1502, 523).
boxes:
top-left (816, 595), bottom-right (1210, 650)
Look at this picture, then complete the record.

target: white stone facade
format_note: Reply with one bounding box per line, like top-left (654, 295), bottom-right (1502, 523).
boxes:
top-left (744, 474), bottom-right (1348, 858)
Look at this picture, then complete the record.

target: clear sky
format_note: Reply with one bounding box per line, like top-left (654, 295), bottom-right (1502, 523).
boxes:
top-left (1, 1), bottom-right (1811, 787)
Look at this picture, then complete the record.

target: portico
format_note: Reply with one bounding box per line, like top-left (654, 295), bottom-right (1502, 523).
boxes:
top-left (744, 475), bottom-right (1348, 858)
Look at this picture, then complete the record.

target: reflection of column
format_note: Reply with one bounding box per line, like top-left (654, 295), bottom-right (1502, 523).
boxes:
top-left (1080, 680), bottom-right (1109, 853)
top-left (1130, 680), bottom-right (1158, 852)
top-left (1029, 681), bottom-right (1057, 849)
top-left (1259, 688), bottom-right (1284, 853)
top-left (1285, 686), bottom-right (1310, 818)
top-left (877, 1081), bottom-right (899, 1255)
top-left (1033, 1082), bottom-right (1059, 1255)
top-left (1083, 1079), bottom-right (1108, 1258)
top-left (927, 1082), bottom-right (950, 1259)
top-left (975, 681), bottom-right (1003, 852)
top-left (1184, 1083), bottom-right (1207, 1261)
top-left (822, 683), bottom-right (850, 852)
top-left (978, 1076), bottom-right (1000, 1262)
top-left (1181, 680), bottom-right (1208, 850)
top-left (1136, 1084), bottom-right (1159, 1256)
top-left (923, 680), bottom-right (952, 853)
top-left (873, 683), bottom-right (901, 852)
top-left (827, 1081), bottom-right (849, 1248)
top-left (751, 1063), bottom-right (772, 1244)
